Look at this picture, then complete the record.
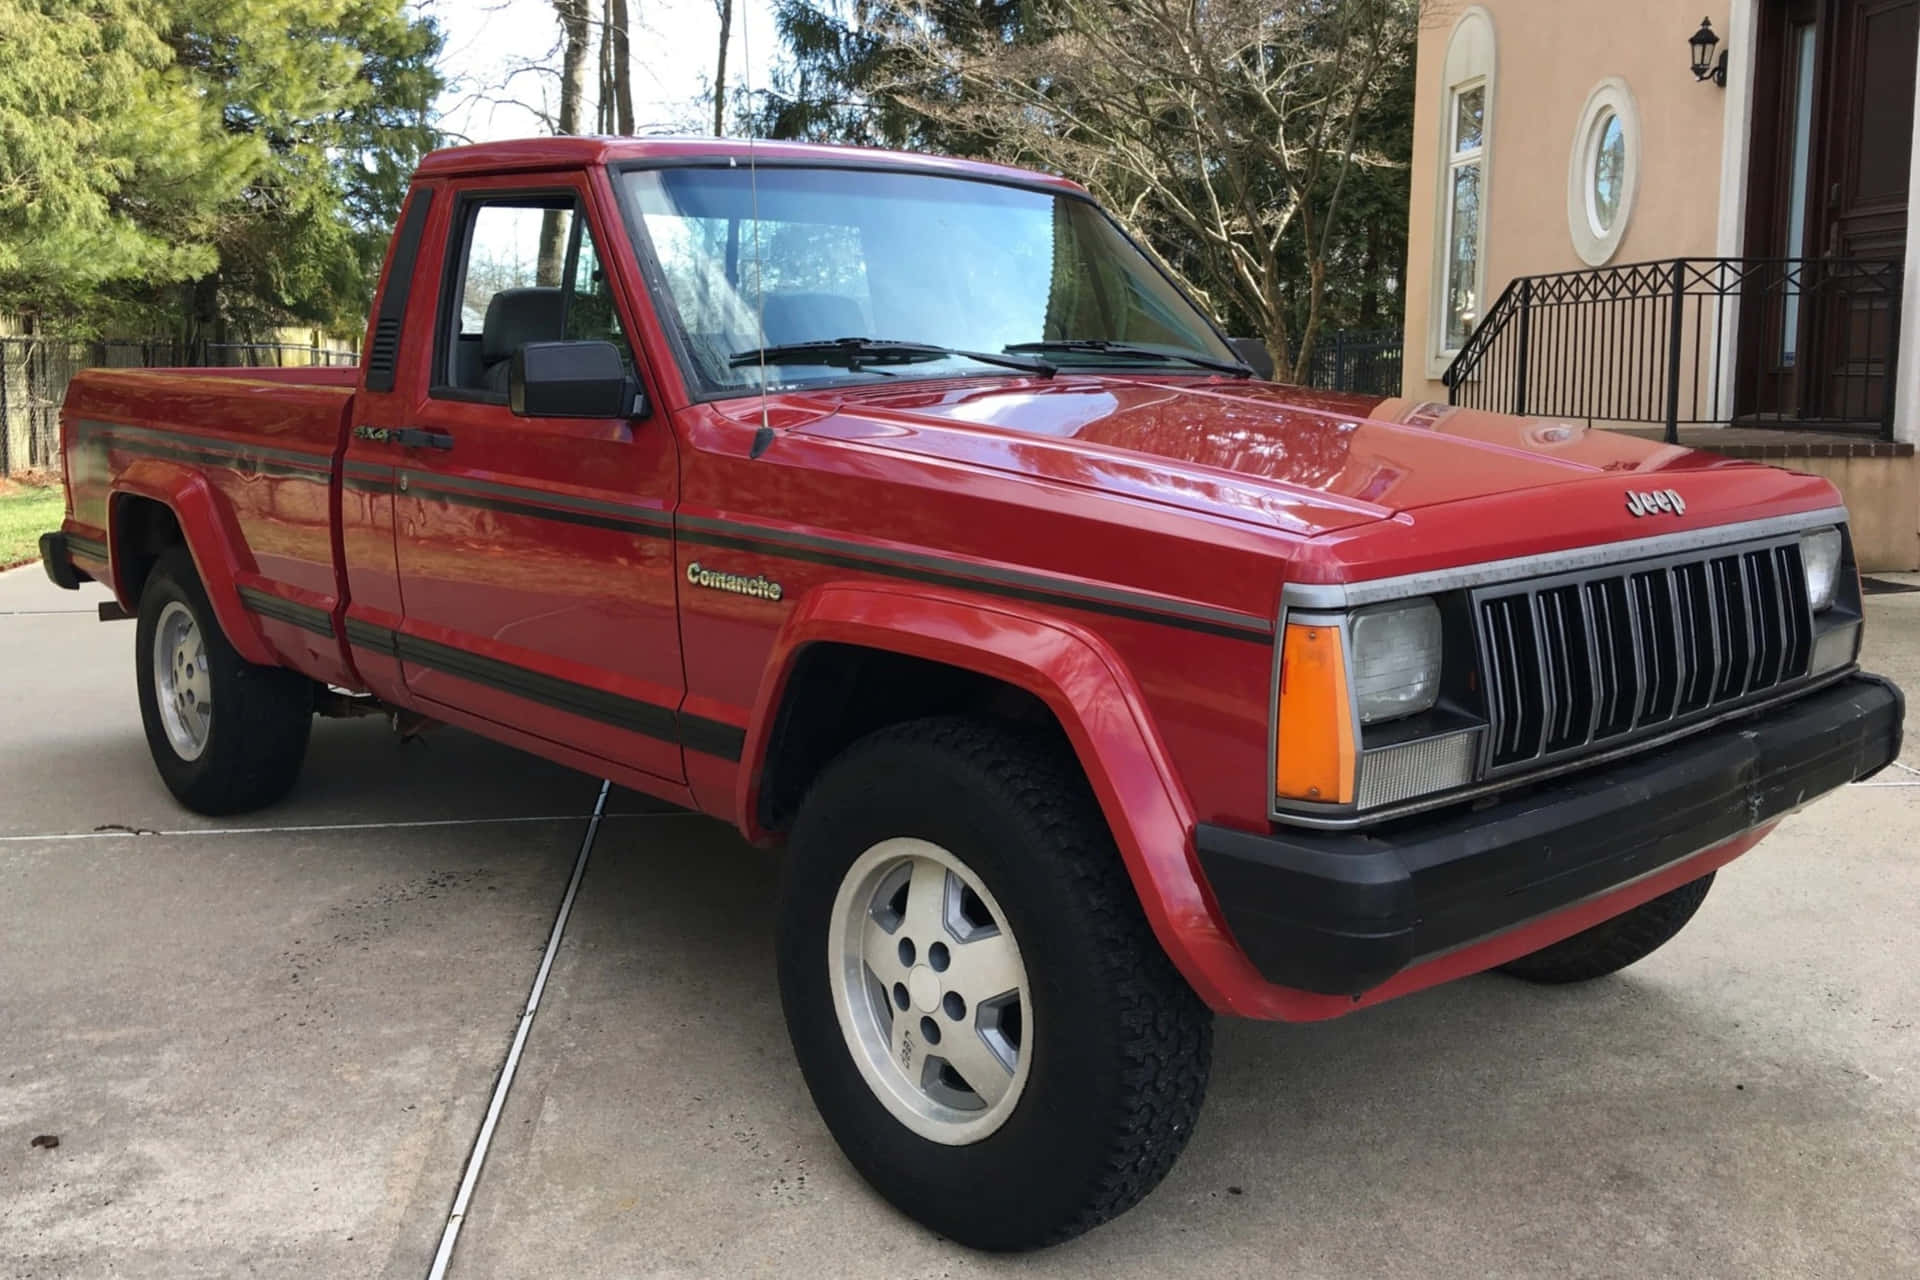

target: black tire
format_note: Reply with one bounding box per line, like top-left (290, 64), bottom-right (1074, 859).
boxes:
top-left (135, 548), bottom-right (313, 815)
top-left (777, 716), bottom-right (1212, 1252)
top-left (1497, 872), bottom-right (1716, 984)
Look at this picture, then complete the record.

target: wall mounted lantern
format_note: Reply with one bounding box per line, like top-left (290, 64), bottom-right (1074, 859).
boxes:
top-left (1690, 17), bottom-right (1728, 87)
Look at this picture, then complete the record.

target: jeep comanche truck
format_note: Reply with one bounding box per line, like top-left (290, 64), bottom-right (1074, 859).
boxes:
top-left (38, 137), bottom-right (1905, 1251)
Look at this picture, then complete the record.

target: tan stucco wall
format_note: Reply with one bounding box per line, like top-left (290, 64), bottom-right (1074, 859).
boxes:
top-left (1402, 1), bottom-right (1736, 400)
top-left (1773, 456), bottom-right (1920, 572)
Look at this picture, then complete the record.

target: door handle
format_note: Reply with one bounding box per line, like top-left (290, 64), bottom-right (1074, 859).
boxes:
top-left (393, 428), bottom-right (454, 451)
top-left (355, 424), bottom-right (454, 450)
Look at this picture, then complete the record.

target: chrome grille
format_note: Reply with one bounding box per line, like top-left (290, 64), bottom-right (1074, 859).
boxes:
top-left (1477, 541), bottom-right (1813, 770)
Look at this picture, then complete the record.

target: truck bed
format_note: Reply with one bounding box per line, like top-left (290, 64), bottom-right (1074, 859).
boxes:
top-left (58, 366), bottom-right (359, 686)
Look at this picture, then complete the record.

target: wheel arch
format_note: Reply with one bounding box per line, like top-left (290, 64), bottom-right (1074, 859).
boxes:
top-left (738, 581), bottom-right (1266, 1013)
top-left (107, 464), bottom-right (274, 666)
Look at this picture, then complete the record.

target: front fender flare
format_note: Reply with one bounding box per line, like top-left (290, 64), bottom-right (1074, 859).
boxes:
top-left (109, 461), bottom-right (275, 667)
top-left (737, 580), bottom-right (1274, 1016)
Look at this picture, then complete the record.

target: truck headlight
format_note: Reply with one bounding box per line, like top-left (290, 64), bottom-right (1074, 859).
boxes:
top-left (1350, 598), bottom-right (1443, 724)
top-left (1799, 527), bottom-right (1843, 612)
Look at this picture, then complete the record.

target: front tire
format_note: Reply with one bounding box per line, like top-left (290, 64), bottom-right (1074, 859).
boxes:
top-left (135, 549), bottom-right (313, 815)
top-left (777, 717), bottom-right (1212, 1251)
top-left (1497, 872), bottom-right (1716, 984)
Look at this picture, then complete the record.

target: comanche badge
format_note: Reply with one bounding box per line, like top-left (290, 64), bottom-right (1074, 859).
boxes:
top-left (686, 561), bottom-right (784, 601)
top-left (1625, 488), bottom-right (1686, 518)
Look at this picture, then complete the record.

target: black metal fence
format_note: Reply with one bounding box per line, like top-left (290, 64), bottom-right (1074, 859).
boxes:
top-left (1304, 327), bottom-right (1403, 397)
top-left (1442, 258), bottom-right (1902, 441)
top-left (0, 339), bottom-right (358, 475)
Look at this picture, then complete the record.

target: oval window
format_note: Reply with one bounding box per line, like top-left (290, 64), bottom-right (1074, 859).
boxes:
top-left (1566, 79), bottom-right (1637, 265)
top-left (1589, 112), bottom-right (1625, 234)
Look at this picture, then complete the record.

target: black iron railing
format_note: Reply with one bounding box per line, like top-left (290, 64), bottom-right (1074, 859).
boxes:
top-left (1305, 327), bottom-right (1403, 396)
top-left (1443, 258), bottom-right (1902, 441)
top-left (0, 339), bottom-right (357, 475)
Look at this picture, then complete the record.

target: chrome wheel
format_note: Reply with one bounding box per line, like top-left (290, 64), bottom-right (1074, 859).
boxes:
top-left (829, 837), bottom-right (1032, 1145)
top-left (152, 600), bottom-right (211, 761)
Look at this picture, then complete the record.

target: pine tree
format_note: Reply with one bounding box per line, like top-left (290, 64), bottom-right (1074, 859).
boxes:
top-left (0, 0), bottom-right (248, 314)
top-left (0, 0), bottom-right (443, 340)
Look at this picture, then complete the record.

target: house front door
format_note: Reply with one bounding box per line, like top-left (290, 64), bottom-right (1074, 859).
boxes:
top-left (1739, 0), bottom-right (1913, 428)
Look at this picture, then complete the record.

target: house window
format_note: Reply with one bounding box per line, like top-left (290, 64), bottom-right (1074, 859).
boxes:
top-left (1589, 114), bottom-right (1624, 232)
top-left (1566, 79), bottom-right (1639, 266)
top-left (1443, 84), bottom-right (1486, 349)
top-left (1428, 6), bottom-right (1495, 374)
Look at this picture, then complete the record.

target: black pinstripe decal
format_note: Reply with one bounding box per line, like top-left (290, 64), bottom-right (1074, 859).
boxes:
top-left (80, 417), bottom-right (1273, 643)
top-left (336, 616), bottom-right (743, 761)
top-left (237, 586), bottom-right (334, 638)
top-left (676, 518), bottom-right (1272, 643)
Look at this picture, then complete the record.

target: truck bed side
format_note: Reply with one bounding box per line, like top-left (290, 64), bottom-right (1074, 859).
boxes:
top-left (60, 367), bottom-right (359, 688)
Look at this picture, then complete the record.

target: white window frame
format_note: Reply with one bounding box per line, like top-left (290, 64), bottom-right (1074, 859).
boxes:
top-left (1427, 6), bottom-right (1497, 379)
top-left (1565, 78), bottom-right (1641, 267)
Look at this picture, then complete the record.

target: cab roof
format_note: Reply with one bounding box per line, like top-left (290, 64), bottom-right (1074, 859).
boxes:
top-left (414, 135), bottom-right (1090, 196)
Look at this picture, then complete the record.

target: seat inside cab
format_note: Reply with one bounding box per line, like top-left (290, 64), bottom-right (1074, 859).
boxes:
top-left (449, 286), bottom-right (565, 394)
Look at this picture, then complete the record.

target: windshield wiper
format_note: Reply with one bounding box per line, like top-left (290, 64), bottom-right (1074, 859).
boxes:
top-left (1004, 339), bottom-right (1253, 378)
top-left (729, 337), bottom-right (1055, 378)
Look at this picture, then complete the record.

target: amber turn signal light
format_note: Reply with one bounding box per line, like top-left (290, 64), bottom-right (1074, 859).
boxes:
top-left (1275, 621), bottom-right (1357, 805)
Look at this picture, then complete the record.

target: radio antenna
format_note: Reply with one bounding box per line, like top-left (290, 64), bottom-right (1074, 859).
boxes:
top-left (741, 1), bottom-right (774, 459)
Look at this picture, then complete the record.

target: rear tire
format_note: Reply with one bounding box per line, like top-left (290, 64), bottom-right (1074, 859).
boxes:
top-left (1497, 872), bottom-right (1716, 984)
top-left (135, 549), bottom-right (313, 815)
top-left (777, 716), bottom-right (1212, 1251)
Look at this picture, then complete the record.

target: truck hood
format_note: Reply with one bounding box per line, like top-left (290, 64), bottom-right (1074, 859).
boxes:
top-left (785, 376), bottom-right (1739, 537)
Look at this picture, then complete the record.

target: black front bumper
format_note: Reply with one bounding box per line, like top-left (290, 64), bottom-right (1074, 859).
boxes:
top-left (1197, 673), bottom-right (1905, 997)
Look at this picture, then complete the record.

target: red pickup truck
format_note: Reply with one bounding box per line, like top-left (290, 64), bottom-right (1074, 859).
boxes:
top-left (40, 137), bottom-right (1904, 1250)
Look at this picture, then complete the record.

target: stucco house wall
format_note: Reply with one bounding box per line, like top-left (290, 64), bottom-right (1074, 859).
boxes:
top-left (1402, 1), bottom-right (1737, 399)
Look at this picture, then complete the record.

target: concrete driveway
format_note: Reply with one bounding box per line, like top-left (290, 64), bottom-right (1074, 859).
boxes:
top-left (3, 561), bottom-right (1916, 1279)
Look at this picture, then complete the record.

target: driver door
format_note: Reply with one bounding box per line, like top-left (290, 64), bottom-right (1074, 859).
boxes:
top-left (383, 173), bottom-right (685, 781)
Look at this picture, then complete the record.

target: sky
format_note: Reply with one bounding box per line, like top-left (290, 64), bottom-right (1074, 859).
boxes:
top-left (424, 0), bottom-right (784, 145)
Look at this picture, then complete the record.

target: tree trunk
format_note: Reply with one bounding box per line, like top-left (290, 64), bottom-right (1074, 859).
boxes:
top-left (1288, 258), bottom-right (1328, 385)
top-left (554, 0), bottom-right (590, 134)
top-left (712, 0), bottom-right (733, 136)
top-left (184, 275), bottom-right (224, 360)
top-left (1262, 317), bottom-right (1291, 389)
top-left (541, 0), bottom-right (593, 283)
top-left (609, 0), bottom-right (634, 134)
top-left (597, 0), bottom-right (614, 132)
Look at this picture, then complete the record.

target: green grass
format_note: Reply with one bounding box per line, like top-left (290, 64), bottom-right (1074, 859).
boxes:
top-left (0, 482), bottom-right (64, 571)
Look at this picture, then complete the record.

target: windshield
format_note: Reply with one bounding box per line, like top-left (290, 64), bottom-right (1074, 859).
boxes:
top-left (619, 165), bottom-right (1237, 395)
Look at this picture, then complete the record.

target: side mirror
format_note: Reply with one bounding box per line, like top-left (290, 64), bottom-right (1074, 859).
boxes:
top-left (1227, 337), bottom-right (1274, 381)
top-left (509, 340), bottom-right (646, 418)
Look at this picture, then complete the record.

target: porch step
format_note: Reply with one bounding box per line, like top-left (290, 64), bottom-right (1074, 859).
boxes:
top-left (1610, 426), bottom-right (1913, 460)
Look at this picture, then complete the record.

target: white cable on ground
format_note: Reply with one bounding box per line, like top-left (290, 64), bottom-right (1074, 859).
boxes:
top-left (426, 778), bottom-right (611, 1280)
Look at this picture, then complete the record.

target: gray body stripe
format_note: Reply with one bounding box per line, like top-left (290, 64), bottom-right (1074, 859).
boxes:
top-left (338, 616), bottom-right (743, 760)
top-left (72, 419), bottom-right (334, 472)
top-left (238, 586), bottom-right (335, 638)
top-left (677, 513), bottom-right (1273, 640)
top-left (397, 469), bottom-right (674, 527)
top-left (73, 416), bottom-right (1272, 642)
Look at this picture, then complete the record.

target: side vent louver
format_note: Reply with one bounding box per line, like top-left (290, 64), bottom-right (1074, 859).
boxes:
top-left (363, 188), bottom-right (433, 394)
top-left (365, 317), bottom-right (403, 386)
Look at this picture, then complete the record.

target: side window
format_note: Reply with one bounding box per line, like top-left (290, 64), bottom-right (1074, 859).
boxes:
top-left (562, 230), bottom-right (629, 353)
top-left (441, 194), bottom-right (633, 398)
